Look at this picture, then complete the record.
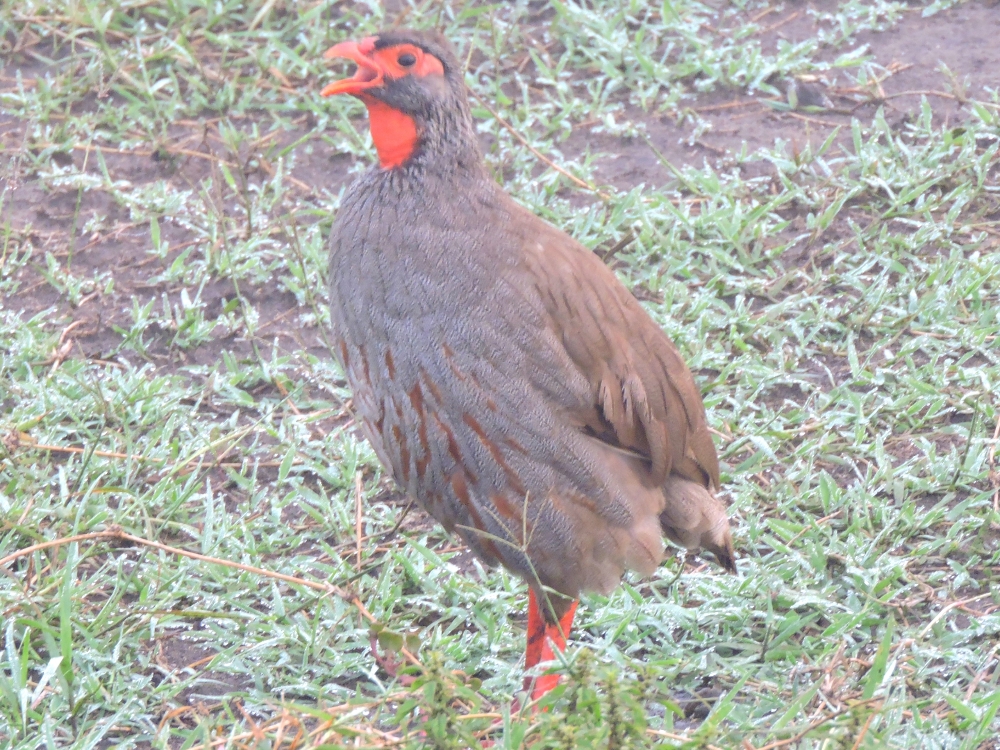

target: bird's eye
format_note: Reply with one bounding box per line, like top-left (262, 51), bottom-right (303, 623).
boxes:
top-left (397, 52), bottom-right (417, 67)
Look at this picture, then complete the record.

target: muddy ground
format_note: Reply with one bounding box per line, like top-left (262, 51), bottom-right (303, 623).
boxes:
top-left (3, 1), bottom-right (998, 365)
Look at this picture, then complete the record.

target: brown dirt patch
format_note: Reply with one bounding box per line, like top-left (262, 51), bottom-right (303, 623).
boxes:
top-left (4, 2), bottom-right (998, 364)
top-left (575, 1), bottom-right (1000, 191)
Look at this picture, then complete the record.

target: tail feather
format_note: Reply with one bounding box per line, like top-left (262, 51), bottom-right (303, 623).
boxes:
top-left (660, 476), bottom-right (737, 573)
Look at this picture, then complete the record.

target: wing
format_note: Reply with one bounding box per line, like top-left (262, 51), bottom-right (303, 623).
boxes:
top-left (512, 202), bottom-right (720, 493)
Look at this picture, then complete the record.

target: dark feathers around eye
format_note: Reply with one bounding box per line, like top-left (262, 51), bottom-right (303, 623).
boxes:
top-left (398, 52), bottom-right (417, 67)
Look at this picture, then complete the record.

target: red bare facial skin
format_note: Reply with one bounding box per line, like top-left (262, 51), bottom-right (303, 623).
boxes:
top-left (321, 38), bottom-right (445, 169)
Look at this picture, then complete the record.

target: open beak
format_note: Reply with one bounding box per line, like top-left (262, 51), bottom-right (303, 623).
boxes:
top-left (321, 38), bottom-right (383, 97)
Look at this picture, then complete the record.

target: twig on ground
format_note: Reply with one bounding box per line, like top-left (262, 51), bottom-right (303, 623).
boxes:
top-left (751, 700), bottom-right (881, 750)
top-left (783, 111), bottom-right (845, 128)
top-left (694, 99), bottom-right (760, 113)
top-left (356, 469), bottom-right (364, 569)
top-left (965, 644), bottom-right (1000, 700)
top-left (13, 434), bottom-right (166, 463)
top-left (756, 10), bottom-right (801, 37)
top-left (468, 88), bottom-right (610, 201)
top-left (918, 593), bottom-right (993, 639)
top-left (988, 411), bottom-right (1000, 513)
top-left (0, 527), bottom-right (424, 670)
top-left (850, 712), bottom-right (876, 750)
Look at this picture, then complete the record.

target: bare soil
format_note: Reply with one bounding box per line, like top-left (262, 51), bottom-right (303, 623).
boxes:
top-left (579, 1), bottom-right (1000, 189)
top-left (4, 2), bottom-right (997, 367)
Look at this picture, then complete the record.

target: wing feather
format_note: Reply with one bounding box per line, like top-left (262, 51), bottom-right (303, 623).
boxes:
top-left (515, 206), bottom-right (719, 492)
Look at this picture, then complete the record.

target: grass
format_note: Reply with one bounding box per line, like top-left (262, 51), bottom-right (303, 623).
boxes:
top-left (2, 0), bottom-right (1000, 747)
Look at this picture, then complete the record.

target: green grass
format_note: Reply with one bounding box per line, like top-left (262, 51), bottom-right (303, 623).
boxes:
top-left (2, 0), bottom-right (1000, 748)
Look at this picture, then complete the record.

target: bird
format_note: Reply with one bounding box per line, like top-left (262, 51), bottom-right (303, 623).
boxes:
top-left (320, 29), bottom-right (736, 702)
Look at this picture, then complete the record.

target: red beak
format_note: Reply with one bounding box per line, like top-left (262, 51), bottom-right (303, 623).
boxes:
top-left (321, 37), bottom-right (383, 97)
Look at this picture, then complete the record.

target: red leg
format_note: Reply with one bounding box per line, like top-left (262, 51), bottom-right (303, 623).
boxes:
top-left (523, 591), bottom-right (579, 701)
top-left (523, 589), bottom-right (547, 693)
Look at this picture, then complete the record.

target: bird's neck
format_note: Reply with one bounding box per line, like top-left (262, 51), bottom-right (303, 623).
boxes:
top-left (360, 96), bottom-right (483, 174)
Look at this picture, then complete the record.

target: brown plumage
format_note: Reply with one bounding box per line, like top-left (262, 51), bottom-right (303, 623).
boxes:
top-left (321, 29), bottom-right (735, 699)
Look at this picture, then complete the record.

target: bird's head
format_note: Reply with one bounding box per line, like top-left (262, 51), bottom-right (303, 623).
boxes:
top-left (321, 30), bottom-right (476, 170)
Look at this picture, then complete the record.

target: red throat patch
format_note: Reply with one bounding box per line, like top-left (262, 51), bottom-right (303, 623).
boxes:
top-left (360, 98), bottom-right (418, 169)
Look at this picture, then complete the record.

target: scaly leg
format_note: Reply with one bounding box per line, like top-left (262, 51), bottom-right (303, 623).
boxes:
top-left (523, 590), bottom-right (578, 701)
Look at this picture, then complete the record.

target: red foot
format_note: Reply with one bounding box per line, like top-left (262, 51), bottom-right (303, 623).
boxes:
top-left (523, 591), bottom-right (578, 702)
